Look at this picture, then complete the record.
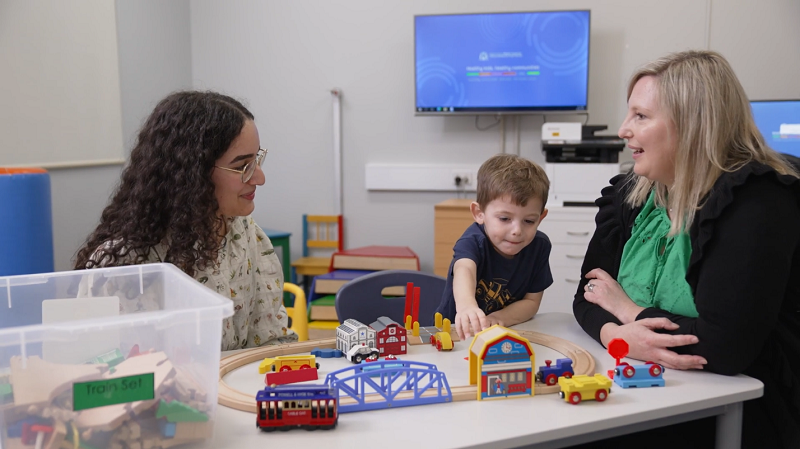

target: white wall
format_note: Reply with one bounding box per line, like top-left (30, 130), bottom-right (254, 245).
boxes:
top-left (39, 0), bottom-right (800, 272)
top-left (49, 0), bottom-right (193, 270)
top-left (189, 0), bottom-right (799, 273)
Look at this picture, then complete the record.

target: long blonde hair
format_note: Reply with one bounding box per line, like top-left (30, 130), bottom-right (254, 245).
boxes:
top-left (624, 50), bottom-right (798, 235)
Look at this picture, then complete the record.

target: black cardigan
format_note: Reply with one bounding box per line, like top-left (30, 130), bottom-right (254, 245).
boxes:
top-left (573, 160), bottom-right (800, 448)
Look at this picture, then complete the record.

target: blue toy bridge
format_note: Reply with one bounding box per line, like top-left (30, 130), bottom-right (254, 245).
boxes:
top-left (323, 360), bottom-right (452, 413)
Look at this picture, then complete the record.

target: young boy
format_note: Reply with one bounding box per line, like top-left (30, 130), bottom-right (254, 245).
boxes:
top-left (434, 153), bottom-right (552, 339)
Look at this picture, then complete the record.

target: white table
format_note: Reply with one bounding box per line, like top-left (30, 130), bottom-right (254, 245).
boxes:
top-left (207, 313), bottom-right (763, 449)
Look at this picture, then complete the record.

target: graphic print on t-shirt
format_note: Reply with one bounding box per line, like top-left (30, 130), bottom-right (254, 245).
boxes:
top-left (476, 278), bottom-right (515, 314)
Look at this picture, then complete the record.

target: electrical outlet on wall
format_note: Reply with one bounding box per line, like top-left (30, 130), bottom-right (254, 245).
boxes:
top-left (452, 170), bottom-right (477, 188)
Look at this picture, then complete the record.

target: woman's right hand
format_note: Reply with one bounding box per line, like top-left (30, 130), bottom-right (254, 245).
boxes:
top-left (601, 319), bottom-right (708, 370)
top-left (455, 306), bottom-right (489, 340)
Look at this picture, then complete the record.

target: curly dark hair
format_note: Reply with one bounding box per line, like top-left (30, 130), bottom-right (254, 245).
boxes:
top-left (74, 91), bottom-right (254, 276)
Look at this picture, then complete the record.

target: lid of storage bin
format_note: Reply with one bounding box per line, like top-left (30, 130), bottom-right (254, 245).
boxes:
top-left (0, 167), bottom-right (48, 175)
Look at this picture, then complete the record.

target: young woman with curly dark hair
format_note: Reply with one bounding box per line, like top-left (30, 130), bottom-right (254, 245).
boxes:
top-left (74, 91), bottom-right (297, 350)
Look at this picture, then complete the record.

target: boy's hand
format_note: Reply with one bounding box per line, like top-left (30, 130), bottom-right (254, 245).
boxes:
top-left (455, 306), bottom-right (489, 340)
top-left (484, 314), bottom-right (505, 328)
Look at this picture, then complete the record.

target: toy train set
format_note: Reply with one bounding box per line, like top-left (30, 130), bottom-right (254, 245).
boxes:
top-left (218, 304), bottom-right (666, 433)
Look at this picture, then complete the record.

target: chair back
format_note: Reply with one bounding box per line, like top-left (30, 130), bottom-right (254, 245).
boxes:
top-left (283, 282), bottom-right (308, 342)
top-left (335, 270), bottom-right (445, 327)
top-left (303, 214), bottom-right (344, 256)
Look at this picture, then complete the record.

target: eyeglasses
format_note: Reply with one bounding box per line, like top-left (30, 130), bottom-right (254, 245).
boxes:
top-left (215, 148), bottom-right (268, 183)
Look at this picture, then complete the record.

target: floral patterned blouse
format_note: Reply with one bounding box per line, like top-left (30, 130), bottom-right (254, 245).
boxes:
top-left (86, 216), bottom-right (297, 350)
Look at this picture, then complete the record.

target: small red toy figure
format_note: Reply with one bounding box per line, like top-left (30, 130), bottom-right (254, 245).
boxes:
top-left (606, 338), bottom-right (629, 378)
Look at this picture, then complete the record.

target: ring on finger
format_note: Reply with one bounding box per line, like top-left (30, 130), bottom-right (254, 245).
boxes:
top-left (587, 283), bottom-right (595, 293)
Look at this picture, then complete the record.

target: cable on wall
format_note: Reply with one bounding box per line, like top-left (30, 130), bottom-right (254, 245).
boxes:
top-left (500, 116), bottom-right (506, 153)
top-left (474, 115), bottom-right (502, 131)
top-left (543, 113), bottom-right (590, 125)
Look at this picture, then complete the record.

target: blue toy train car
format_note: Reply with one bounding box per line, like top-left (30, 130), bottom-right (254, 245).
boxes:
top-left (613, 362), bottom-right (665, 388)
top-left (536, 358), bottom-right (574, 386)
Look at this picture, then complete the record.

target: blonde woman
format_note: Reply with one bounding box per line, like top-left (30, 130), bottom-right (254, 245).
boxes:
top-left (573, 50), bottom-right (800, 448)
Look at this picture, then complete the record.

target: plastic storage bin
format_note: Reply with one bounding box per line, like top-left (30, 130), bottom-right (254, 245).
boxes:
top-left (0, 263), bottom-right (233, 448)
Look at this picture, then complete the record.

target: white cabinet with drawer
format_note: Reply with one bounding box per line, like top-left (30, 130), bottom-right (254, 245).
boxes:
top-left (538, 206), bottom-right (598, 314)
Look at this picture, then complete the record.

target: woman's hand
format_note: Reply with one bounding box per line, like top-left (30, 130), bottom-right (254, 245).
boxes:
top-left (584, 268), bottom-right (644, 324)
top-left (454, 306), bottom-right (489, 340)
top-left (601, 319), bottom-right (707, 370)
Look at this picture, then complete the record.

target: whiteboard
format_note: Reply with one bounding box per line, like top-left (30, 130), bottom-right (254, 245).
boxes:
top-left (0, 0), bottom-right (125, 168)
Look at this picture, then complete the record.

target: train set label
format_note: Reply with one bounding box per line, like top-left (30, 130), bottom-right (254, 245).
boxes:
top-left (73, 373), bottom-right (155, 411)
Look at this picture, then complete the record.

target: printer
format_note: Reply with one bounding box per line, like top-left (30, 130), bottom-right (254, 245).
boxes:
top-left (541, 124), bottom-right (626, 207)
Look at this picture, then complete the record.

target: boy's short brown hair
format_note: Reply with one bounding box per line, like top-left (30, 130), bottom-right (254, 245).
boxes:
top-left (476, 154), bottom-right (549, 210)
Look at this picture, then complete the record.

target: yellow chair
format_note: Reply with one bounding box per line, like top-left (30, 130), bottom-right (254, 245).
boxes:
top-left (283, 282), bottom-right (308, 342)
top-left (290, 214), bottom-right (344, 290)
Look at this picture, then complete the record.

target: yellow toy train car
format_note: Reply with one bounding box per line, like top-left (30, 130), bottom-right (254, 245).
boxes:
top-left (557, 374), bottom-right (612, 404)
top-left (259, 355), bottom-right (319, 374)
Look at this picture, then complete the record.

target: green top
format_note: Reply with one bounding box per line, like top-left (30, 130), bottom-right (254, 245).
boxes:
top-left (617, 191), bottom-right (698, 317)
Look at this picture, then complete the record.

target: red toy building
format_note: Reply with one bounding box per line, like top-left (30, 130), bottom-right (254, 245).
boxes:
top-left (370, 316), bottom-right (407, 356)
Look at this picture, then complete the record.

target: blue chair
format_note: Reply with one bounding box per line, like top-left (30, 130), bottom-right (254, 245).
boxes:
top-left (335, 270), bottom-right (445, 327)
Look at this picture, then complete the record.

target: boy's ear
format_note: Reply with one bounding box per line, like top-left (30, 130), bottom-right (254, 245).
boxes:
top-left (540, 208), bottom-right (549, 222)
top-left (470, 201), bottom-right (484, 223)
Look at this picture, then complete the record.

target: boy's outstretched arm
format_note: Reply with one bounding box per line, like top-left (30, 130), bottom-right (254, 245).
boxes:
top-left (452, 258), bottom-right (488, 339)
top-left (487, 292), bottom-right (543, 328)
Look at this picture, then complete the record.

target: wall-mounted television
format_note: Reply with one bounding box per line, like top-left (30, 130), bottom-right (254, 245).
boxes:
top-left (751, 100), bottom-right (800, 158)
top-left (414, 10), bottom-right (591, 116)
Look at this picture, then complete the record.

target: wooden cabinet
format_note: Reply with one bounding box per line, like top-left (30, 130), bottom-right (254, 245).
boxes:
top-left (433, 199), bottom-right (597, 314)
top-left (434, 199), bottom-right (475, 277)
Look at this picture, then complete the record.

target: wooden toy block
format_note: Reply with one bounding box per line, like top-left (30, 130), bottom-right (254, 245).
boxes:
top-left (265, 367), bottom-right (319, 386)
top-left (173, 421), bottom-right (213, 440)
top-left (310, 347), bottom-right (344, 358)
top-left (407, 325), bottom-right (461, 345)
top-left (9, 356), bottom-right (106, 407)
top-left (127, 420), bottom-right (141, 440)
top-left (171, 366), bottom-right (207, 403)
top-left (44, 420), bottom-right (66, 449)
top-left (155, 399), bottom-right (208, 423)
top-left (2, 438), bottom-right (29, 449)
top-left (412, 287), bottom-right (421, 324)
top-left (74, 352), bottom-right (175, 430)
top-left (88, 348), bottom-right (125, 367)
top-left (159, 420), bottom-right (176, 438)
top-left (404, 283), bottom-right (413, 322)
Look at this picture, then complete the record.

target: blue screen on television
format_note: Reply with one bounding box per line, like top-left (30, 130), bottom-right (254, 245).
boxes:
top-left (415, 10), bottom-right (590, 114)
top-left (751, 100), bottom-right (800, 158)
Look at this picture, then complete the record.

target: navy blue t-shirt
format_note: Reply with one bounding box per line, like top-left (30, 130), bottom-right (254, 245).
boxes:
top-left (434, 222), bottom-right (553, 322)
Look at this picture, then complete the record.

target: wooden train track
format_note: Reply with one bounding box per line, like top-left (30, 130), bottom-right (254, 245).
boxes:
top-left (218, 330), bottom-right (595, 413)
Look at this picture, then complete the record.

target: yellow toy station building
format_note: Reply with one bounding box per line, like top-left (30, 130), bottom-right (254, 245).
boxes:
top-left (468, 325), bottom-right (535, 401)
